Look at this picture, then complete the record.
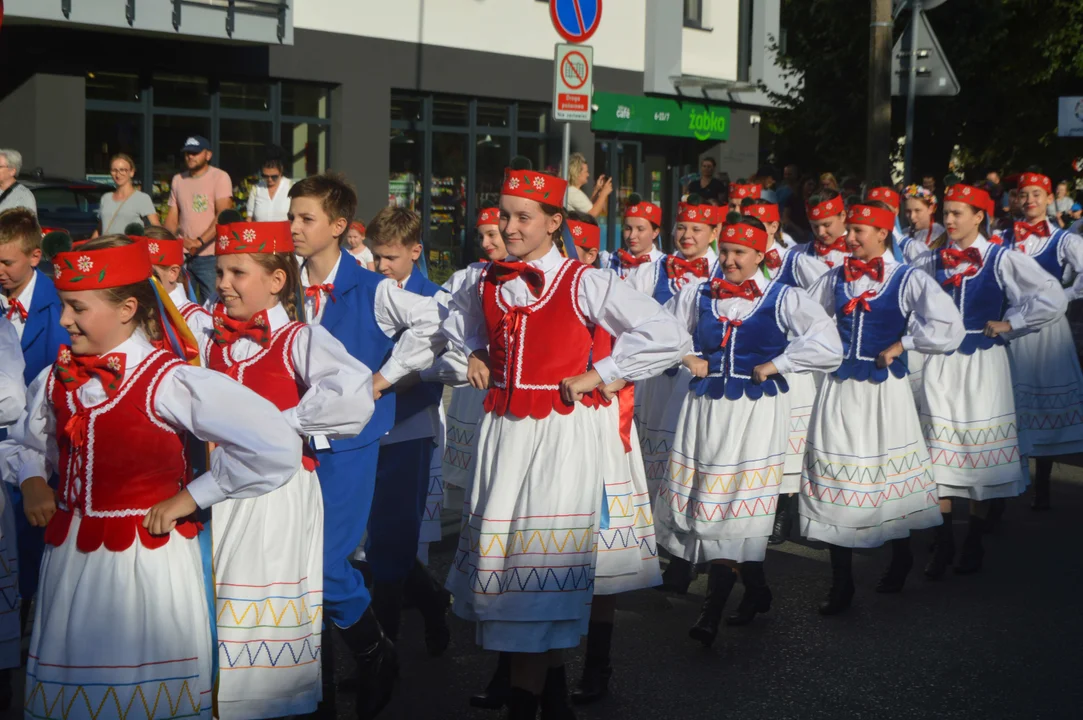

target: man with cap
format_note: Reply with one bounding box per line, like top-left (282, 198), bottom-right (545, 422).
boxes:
top-left (163, 135), bottom-right (234, 302)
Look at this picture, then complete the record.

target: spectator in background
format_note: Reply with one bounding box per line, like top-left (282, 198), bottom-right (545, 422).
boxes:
top-left (819, 172), bottom-right (839, 192)
top-left (0, 149), bottom-right (37, 215)
top-left (164, 135), bottom-right (233, 301)
top-left (685, 157), bottom-right (728, 204)
top-left (91, 153), bottom-right (159, 238)
top-left (345, 220), bottom-right (375, 271)
top-left (756, 165), bottom-right (780, 203)
top-left (564, 151), bottom-right (612, 217)
top-left (922, 174), bottom-right (938, 195)
top-left (246, 147), bottom-right (293, 222)
top-left (775, 163), bottom-right (798, 214)
top-left (1053, 181), bottom-right (1074, 220)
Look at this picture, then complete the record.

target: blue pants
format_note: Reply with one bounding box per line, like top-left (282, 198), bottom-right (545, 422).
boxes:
top-left (316, 441), bottom-right (380, 629)
top-left (366, 438), bottom-right (435, 584)
top-left (186, 254), bottom-right (217, 304)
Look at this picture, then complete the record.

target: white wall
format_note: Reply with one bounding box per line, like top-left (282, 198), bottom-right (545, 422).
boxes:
top-left (681, 0), bottom-right (740, 80)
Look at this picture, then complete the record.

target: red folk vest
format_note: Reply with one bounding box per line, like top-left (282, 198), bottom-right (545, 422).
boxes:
top-left (480, 259), bottom-right (601, 419)
top-left (46, 348), bottom-right (197, 552)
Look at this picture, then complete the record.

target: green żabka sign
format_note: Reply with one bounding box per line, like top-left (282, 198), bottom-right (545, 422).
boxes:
top-left (591, 92), bottom-right (731, 141)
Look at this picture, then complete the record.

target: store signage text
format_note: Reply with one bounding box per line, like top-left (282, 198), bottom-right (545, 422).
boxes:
top-left (592, 92), bottom-right (731, 141)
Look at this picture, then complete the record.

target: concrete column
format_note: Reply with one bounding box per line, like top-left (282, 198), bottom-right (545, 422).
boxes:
top-left (0, 74), bottom-right (86, 179)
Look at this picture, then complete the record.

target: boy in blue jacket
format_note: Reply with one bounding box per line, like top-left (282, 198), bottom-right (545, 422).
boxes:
top-left (288, 175), bottom-right (445, 719)
top-left (363, 207), bottom-right (451, 657)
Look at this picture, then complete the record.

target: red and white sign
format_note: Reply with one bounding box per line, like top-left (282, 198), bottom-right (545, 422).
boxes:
top-left (553, 44), bottom-right (592, 122)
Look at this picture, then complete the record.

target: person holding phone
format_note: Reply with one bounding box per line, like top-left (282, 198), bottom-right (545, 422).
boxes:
top-left (565, 151), bottom-right (612, 218)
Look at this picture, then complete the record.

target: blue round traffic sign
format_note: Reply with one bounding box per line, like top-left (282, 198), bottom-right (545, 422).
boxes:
top-left (550, 0), bottom-right (602, 44)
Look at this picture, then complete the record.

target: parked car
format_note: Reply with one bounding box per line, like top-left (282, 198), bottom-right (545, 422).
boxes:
top-left (18, 172), bottom-right (112, 240)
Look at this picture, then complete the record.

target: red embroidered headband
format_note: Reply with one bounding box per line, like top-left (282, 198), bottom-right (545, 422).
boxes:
top-left (720, 223), bottom-right (769, 253)
top-left (944, 184), bottom-right (992, 216)
top-left (808, 196), bottom-right (845, 219)
top-left (215, 221), bottom-right (294, 255)
top-left (676, 202), bottom-right (723, 225)
top-left (867, 187), bottom-right (900, 211)
top-left (135, 236), bottom-right (186, 267)
top-left (567, 219), bottom-right (600, 250)
top-left (476, 208), bottom-right (500, 227)
top-left (501, 169), bottom-right (567, 209)
top-left (626, 201), bottom-right (662, 225)
top-left (53, 241), bottom-right (152, 290)
top-left (846, 204), bottom-right (896, 231)
top-left (1017, 172), bottom-right (1052, 194)
top-left (743, 203), bottom-right (780, 224)
top-left (729, 183), bottom-right (762, 200)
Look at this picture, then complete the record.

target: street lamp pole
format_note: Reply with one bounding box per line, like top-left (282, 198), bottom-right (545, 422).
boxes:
top-left (903, 0), bottom-right (922, 184)
top-left (866, 0), bottom-right (894, 184)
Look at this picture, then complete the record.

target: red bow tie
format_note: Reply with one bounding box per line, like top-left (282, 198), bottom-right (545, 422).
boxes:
top-left (666, 255), bottom-right (710, 280)
top-left (1014, 220), bottom-right (1050, 242)
top-left (844, 256), bottom-right (884, 283)
top-left (213, 307), bottom-right (272, 348)
top-left (942, 266), bottom-right (978, 288)
top-left (489, 260), bottom-right (545, 298)
top-left (814, 237), bottom-right (848, 257)
top-left (765, 249), bottom-right (782, 270)
top-left (4, 298), bottom-right (27, 322)
top-left (54, 345), bottom-right (126, 399)
top-left (710, 278), bottom-right (762, 301)
top-left (842, 290), bottom-right (878, 316)
top-left (618, 249), bottom-right (653, 269)
top-left (304, 283), bottom-right (336, 317)
top-left (940, 247), bottom-right (983, 269)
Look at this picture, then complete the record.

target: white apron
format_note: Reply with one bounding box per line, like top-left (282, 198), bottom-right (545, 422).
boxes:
top-left (782, 373), bottom-right (815, 494)
top-left (1009, 314), bottom-right (1083, 456)
top-left (442, 386), bottom-right (486, 510)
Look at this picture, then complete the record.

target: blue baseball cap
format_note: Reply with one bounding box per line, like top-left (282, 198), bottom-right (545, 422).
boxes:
top-left (181, 135), bottom-right (211, 154)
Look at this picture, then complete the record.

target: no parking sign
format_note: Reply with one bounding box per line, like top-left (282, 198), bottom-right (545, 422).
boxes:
top-left (553, 44), bottom-right (592, 122)
top-left (549, 0), bottom-right (601, 44)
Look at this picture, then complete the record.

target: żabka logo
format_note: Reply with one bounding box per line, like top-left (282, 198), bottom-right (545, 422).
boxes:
top-left (689, 108), bottom-right (727, 140)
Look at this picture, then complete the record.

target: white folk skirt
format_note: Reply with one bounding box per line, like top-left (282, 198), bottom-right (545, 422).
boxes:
top-left (447, 404), bottom-right (605, 653)
top-left (25, 514), bottom-right (214, 719)
top-left (1009, 315), bottom-right (1083, 456)
top-left (420, 407), bottom-right (446, 545)
top-left (0, 483), bottom-right (18, 670)
top-left (442, 386), bottom-right (487, 510)
top-left (213, 466), bottom-right (324, 720)
top-left (656, 390), bottom-right (790, 564)
top-left (800, 374), bottom-right (942, 548)
top-left (782, 373), bottom-right (816, 494)
top-left (635, 368), bottom-right (690, 495)
top-left (594, 399), bottom-right (661, 595)
top-left (921, 346), bottom-right (1028, 501)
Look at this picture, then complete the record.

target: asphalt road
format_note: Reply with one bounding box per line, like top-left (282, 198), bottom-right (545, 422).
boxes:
top-left (325, 461), bottom-right (1083, 720)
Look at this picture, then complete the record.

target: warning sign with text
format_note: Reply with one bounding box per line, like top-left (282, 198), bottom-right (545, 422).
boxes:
top-left (553, 44), bottom-right (592, 122)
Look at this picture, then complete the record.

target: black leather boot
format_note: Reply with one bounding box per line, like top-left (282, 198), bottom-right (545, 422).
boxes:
top-left (818, 546), bottom-right (854, 616)
top-left (657, 555), bottom-right (694, 594)
top-left (954, 515), bottom-right (985, 575)
top-left (471, 652), bottom-right (512, 709)
top-left (924, 512), bottom-right (955, 580)
top-left (539, 665), bottom-right (576, 720)
top-left (0, 668), bottom-right (11, 713)
top-left (688, 564), bottom-right (737, 647)
top-left (339, 607), bottom-right (399, 719)
top-left (370, 581), bottom-right (404, 642)
top-left (1032, 459), bottom-right (1052, 511)
top-left (506, 687), bottom-right (540, 720)
top-left (405, 558), bottom-right (452, 656)
top-left (985, 497), bottom-right (1006, 532)
top-left (570, 622), bottom-right (612, 705)
top-left (725, 561), bottom-right (772, 626)
top-left (768, 494), bottom-right (796, 545)
top-left (876, 537), bottom-right (914, 593)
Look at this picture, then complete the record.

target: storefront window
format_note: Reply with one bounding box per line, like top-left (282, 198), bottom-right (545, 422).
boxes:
top-left (282, 83), bottom-right (328, 119)
top-left (432, 98), bottom-right (468, 127)
top-left (391, 96), bottom-right (423, 124)
top-left (220, 120), bottom-right (274, 217)
top-left (388, 130), bottom-right (422, 213)
top-left (430, 133), bottom-right (467, 282)
top-left (220, 81), bottom-right (272, 112)
top-left (86, 72), bottom-right (141, 103)
top-left (518, 104), bottom-right (549, 134)
top-left (283, 122), bottom-right (328, 181)
top-left (153, 74), bottom-right (210, 110)
top-left (151, 116), bottom-right (212, 217)
top-left (516, 136), bottom-right (555, 176)
top-left (475, 137), bottom-right (509, 218)
top-left (85, 112), bottom-right (143, 184)
top-left (477, 102), bottom-right (509, 129)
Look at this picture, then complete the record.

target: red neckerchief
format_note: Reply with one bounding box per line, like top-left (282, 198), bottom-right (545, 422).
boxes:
top-left (304, 283), bottom-right (336, 317)
top-left (212, 307), bottom-right (272, 348)
top-left (940, 246), bottom-right (982, 269)
top-left (490, 260), bottom-right (545, 298)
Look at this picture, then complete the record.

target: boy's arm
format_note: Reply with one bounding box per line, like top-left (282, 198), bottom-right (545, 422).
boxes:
top-left (372, 280), bottom-right (448, 389)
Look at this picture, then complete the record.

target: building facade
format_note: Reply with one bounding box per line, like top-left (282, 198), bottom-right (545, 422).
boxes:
top-left (0, 0), bottom-right (786, 269)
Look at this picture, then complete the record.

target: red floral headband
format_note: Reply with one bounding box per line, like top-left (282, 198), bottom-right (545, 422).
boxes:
top-left (215, 221), bottom-right (294, 255)
top-left (567, 219), bottom-right (600, 250)
top-left (720, 223), bottom-right (769, 252)
top-left (676, 203), bottom-right (723, 225)
top-left (808, 196), bottom-right (845, 219)
top-left (54, 241), bottom-right (152, 290)
top-left (846, 204), bottom-right (896, 231)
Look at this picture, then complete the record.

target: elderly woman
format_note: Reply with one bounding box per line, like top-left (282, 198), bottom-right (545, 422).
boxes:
top-left (245, 149), bottom-right (293, 222)
top-left (91, 153), bottom-right (159, 238)
top-left (564, 151), bottom-right (612, 217)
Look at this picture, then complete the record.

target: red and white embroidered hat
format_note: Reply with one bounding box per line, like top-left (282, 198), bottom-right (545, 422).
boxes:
top-left (626, 200), bottom-right (662, 225)
top-left (743, 202), bottom-right (780, 224)
top-left (53, 240), bottom-right (152, 290)
top-left (567, 219), bottom-right (600, 250)
top-left (846, 204), bottom-right (896, 231)
top-left (676, 202), bottom-right (723, 225)
top-left (944, 184), bottom-right (993, 217)
top-left (867, 187), bottom-right (900, 211)
top-left (501, 168), bottom-right (568, 209)
top-left (720, 222), bottom-right (768, 253)
top-left (133, 236), bottom-right (185, 267)
top-left (808, 196), bottom-right (845, 220)
top-left (1017, 172), bottom-right (1052, 194)
top-left (215, 221), bottom-right (294, 255)
top-left (729, 183), bottom-right (762, 200)
top-left (476, 207), bottom-right (500, 227)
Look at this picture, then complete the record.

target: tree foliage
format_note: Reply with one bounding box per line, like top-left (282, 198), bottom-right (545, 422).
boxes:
top-left (764, 0), bottom-right (1083, 183)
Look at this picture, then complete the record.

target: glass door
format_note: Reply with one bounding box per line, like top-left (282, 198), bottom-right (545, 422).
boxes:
top-left (593, 139), bottom-right (643, 252)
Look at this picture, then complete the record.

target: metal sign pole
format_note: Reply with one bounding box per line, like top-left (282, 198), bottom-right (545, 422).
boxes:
top-left (562, 121), bottom-right (572, 202)
top-left (903, 0), bottom-right (921, 185)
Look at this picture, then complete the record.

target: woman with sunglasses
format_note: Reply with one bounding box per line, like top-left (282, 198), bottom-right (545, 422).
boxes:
top-left (245, 149), bottom-right (293, 222)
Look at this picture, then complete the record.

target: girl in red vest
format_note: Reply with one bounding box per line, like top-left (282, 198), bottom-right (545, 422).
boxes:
top-left (201, 220), bottom-right (375, 719)
top-left (8, 235), bottom-right (300, 720)
top-left (444, 167), bottom-right (689, 719)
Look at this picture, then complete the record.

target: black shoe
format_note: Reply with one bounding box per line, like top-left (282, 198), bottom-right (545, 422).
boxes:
top-left (406, 559), bottom-right (451, 657)
top-left (0, 668), bottom-right (10, 713)
top-left (725, 561), bottom-right (772, 626)
top-left (688, 564), bottom-right (737, 647)
top-left (819, 546), bottom-right (854, 616)
top-left (768, 494), bottom-right (796, 545)
top-left (539, 665), bottom-right (576, 720)
top-left (370, 581), bottom-right (404, 643)
top-left (924, 513), bottom-right (955, 580)
top-left (506, 688), bottom-right (540, 720)
top-left (657, 556), bottom-right (694, 594)
top-left (471, 652), bottom-right (512, 710)
top-left (818, 581), bottom-right (855, 615)
top-left (985, 498), bottom-right (1006, 531)
top-left (339, 608), bottom-right (399, 720)
top-left (1032, 459), bottom-right (1052, 510)
top-left (954, 516), bottom-right (985, 575)
top-left (876, 538), bottom-right (914, 594)
top-left (570, 662), bottom-right (611, 706)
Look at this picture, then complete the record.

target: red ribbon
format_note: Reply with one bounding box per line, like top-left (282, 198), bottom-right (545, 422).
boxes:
top-left (496, 306), bottom-right (533, 414)
top-left (5, 298), bottom-right (27, 322)
top-left (842, 290), bottom-right (877, 315)
top-left (765, 249), bottom-right (782, 270)
top-left (710, 278), bottom-right (761, 301)
top-left (1014, 220), bottom-right (1050, 243)
top-left (942, 266), bottom-right (978, 288)
top-left (844, 256), bottom-right (884, 283)
top-left (304, 283), bottom-right (335, 317)
top-left (666, 255), bottom-right (710, 280)
top-left (814, 237), bottom-right (848, 257)
top-left (491, 260), bottom-right (545, 298)
top-left (940, 247), bottom-right (982, 269)
top-left (64, 405), bottom-right (90, 448)
top-left (719, 317), bottom-right (743, 349)
top-left (617, 383), bottom-right (635, 453)
top-left (213, 308), bottom-right (271, 348)
top-left (55, 346), bottom-right (126, 399)
top-left (617, 249), bottom-right (653, 269)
